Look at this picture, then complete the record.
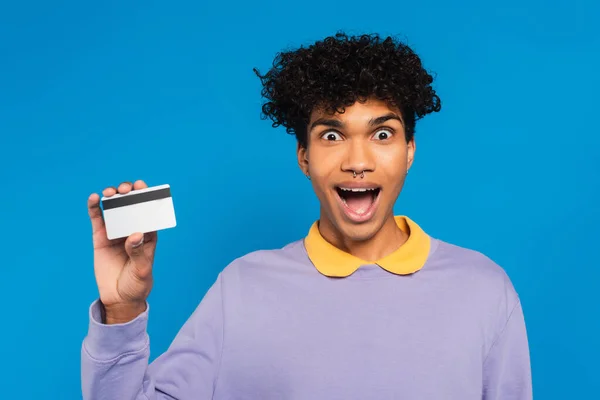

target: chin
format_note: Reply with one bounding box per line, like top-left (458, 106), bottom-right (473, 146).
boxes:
top-left (342, 224), bottom-right (381, 242)
top-left (331, 211), bottom-right (386, 242)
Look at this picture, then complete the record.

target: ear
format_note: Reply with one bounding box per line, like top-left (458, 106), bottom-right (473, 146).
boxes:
top-left (297, 141), bottom-right (309, 176)
top-left (407, 137), bottom-right (416, 172)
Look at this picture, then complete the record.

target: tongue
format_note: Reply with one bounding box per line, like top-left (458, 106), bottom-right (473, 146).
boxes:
top-left (344, 192), bottom-right (373, 214)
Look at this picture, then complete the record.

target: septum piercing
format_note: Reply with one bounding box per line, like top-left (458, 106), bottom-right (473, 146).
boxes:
top-left (353, 171), bottom-right (365, 179)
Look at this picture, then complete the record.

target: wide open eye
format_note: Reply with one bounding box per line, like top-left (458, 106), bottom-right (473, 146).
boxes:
top-left (321, 131), bottom-right (343, 141)
top-left (372, 128), bottom-right (394, 141)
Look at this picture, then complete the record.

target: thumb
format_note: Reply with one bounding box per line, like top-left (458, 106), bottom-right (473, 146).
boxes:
top-left (125, 232), bottom-right (147, 261)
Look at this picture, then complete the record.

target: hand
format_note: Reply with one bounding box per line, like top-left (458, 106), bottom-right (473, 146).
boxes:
top-left (87, 180), bottom-right (158, 324)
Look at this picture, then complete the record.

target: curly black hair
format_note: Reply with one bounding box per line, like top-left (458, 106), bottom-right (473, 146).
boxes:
top-left (253, 32), bottom-right (441, 148)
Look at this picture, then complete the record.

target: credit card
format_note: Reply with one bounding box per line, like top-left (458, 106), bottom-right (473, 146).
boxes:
top-left (101, 184), bottom-right (177, 240)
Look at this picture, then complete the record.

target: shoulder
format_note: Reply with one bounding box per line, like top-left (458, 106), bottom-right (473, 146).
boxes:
top-left (429, 238), bottom-right (523, 339)
top-left (431, 238), bottom-right (513, 282)
top-left (429, 238), bottom-right (521, 305)
top-left (228, 239), bottom-right (305, 267)
top-left (217, 239), bottom-right (307, 280)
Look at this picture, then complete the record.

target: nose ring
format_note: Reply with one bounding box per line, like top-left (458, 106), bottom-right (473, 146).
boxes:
top-left (353, 171), bottom-right (365, 179)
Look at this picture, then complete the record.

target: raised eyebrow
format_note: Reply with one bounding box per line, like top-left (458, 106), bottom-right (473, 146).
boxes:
top-left (309, 118), bottom-right (344, 132)
top-left (309, 113), bottom-right (404, 132)
top-left (368, 113), bottom-right (404, 127)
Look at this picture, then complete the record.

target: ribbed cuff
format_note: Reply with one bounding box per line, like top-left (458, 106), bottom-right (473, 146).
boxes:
top-left (83, 299), bottom-right (150, 361)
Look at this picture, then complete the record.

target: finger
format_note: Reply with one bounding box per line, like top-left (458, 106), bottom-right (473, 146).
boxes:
top-left (88, 193), bottom-right (105, 234)
top-left (143, 230), bottom-right (158, 244)
top-left (124, 232), bottom-right (153, 279)
top-left (117, 181), bottom-right (134, 195)
top-left (102, 186), bottom-right (117, 197)
top-left (133, 180), bottom-right (148, 190)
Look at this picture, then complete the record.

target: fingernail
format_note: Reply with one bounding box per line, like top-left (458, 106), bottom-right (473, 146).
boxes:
top-left (132, 236), bottom-right (144, 248)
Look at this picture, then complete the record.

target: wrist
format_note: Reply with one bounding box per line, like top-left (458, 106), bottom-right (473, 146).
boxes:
top-left (101, 301), bottom-right (147, 324)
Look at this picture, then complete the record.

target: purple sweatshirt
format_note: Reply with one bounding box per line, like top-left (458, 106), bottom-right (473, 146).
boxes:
top-left (81, 216), bottom-right (532, 399)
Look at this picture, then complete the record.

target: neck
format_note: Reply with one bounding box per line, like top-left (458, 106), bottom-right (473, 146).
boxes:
top-left (318, 212), bottom-right (408, 262)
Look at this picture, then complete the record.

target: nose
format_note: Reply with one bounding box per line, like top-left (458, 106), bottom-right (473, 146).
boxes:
top-left (340, 140), bottom-right (375, 175)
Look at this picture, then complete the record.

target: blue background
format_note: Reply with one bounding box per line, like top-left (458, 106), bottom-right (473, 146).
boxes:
top-left (0, 0), bottom-right (598, 398)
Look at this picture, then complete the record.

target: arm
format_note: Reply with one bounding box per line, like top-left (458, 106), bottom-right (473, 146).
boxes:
top-left (81, 274), bottom-right (224, 400)
top-left (482, 299), bottom-right (533, 400)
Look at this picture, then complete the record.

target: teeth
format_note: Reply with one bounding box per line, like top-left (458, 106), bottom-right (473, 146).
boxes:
top-left (339, 187), bottom-right (378, 192)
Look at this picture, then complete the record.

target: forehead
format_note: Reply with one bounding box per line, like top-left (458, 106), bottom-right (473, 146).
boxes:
top-left (309, 98), bottom-right (401, 122)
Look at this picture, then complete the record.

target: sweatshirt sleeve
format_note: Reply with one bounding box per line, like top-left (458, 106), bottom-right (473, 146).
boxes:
top-left (81, 274), bottom-right (224, 400)
top-left (482, 299), bottom-right (533, 400)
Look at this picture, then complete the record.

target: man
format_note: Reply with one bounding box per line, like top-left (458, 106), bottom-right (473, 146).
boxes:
top-left (82, 32), bottom-right (532, 399)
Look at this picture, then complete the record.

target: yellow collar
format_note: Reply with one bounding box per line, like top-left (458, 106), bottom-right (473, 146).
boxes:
top-left (304, 216), bottom-right (430, 277)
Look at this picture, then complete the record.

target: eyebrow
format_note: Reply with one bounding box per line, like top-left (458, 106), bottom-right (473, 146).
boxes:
top-left (309, 112), bottom-right (404, 131)
top-left (369, 112), bottom-right (404, 127)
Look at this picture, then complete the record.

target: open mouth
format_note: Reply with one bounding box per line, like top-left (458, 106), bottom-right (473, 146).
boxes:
top-left (335, 186), bottom-right (381, 219)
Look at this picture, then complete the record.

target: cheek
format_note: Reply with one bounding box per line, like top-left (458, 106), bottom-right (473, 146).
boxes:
top-left (376, 146), bottom-right (408, 197)
top-left (307, 147), bottom-right (341, 179)
top-left (376, 145), bottom-right (407, 172)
